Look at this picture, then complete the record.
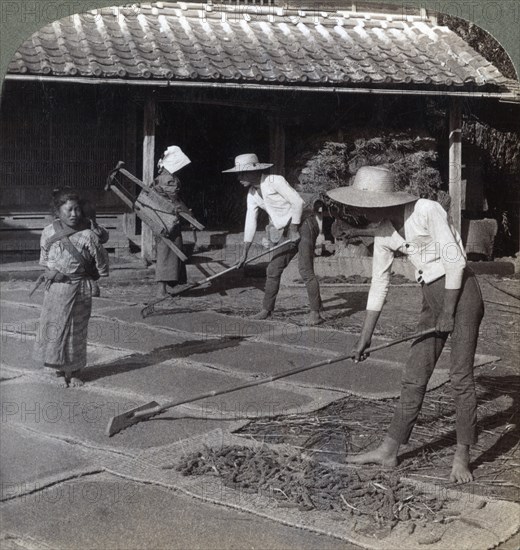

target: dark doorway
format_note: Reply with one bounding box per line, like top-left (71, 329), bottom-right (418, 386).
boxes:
top-left (156, 101), bottom-right (270, 230)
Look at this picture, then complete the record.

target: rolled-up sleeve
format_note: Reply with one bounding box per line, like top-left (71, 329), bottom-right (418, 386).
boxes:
top-left (244, 191), bottom-right (259, 243)
top-left (426, 202), bottom-right (466, 289)
top-left (366, 236), bottom-right (395, 311)
top-left (270, 176), bottom-right (304, 225)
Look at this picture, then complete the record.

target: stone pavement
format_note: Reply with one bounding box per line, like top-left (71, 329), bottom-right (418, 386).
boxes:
top-left (0, 279), bottom-right (506, 549)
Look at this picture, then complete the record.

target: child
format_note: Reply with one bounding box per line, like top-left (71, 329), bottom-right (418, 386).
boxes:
top-left (34, 188), bottom-right (109, 387)
top-left (222, 153), bottom-right (324, 325)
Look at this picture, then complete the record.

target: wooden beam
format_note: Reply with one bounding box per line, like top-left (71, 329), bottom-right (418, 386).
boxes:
top-left (123, 98), bottom-right (137, 249)
top-left (141, 93), bottom-right (156, 262)
top-left (449, 97), bottom-right (462, 234)
top-left (155, 96), bottom-right (280, 111)
top-left (269, 113), bottom-right (285, 176)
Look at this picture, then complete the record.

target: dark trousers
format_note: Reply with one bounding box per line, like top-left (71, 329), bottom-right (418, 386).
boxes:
top-left (263, 216), bottom-right (322, 312)
top-left (388, 270), bottom-right (484, 446)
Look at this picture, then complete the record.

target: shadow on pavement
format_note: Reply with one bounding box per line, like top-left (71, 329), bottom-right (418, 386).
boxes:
top-left (321, 291), bottom-right (368, 319)
top-left (470, 374), bottom-right (520, 468)
top-left (397, 374), bottom-right (520, 469)
top-left (81, 336), bottom-right (247, 382)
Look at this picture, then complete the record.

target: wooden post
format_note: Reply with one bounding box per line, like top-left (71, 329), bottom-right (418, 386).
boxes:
top-left (449, 97), bottom-right (462, 234)
top-left (141, 93), bottom-right (156, 262)
top-left (123, 97), bottom-right (138, 250)
top-left (269, 112), bottom-right (285, 176)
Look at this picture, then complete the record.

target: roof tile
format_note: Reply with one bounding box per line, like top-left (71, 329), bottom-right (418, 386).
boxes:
top-left (8, 1), bottom-right (515, 93)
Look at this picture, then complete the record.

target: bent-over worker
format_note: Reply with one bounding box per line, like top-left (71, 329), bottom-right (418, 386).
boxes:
top-left (328, 166), bottom-right (484, 484)
top-left (223, 153), bottom-right (323, 325)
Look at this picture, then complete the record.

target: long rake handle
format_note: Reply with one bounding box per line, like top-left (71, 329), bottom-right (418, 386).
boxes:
top-left (131, 328), bottom-right (436, 420)
top-left (141, 240), bottom-right (294, 317)
top-left (196, 239), bottom-right (294, 286)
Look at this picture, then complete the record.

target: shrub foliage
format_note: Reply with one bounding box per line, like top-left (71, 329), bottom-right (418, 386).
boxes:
top-left (297, 134), bottom-right (450, 210)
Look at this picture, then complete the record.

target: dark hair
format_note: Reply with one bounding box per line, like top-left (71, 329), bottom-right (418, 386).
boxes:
top-left (51, 187), bottom-right (81, 213)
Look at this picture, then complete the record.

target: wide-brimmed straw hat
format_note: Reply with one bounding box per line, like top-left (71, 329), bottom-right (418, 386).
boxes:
top-left (159, 146), bottom-right (191, 174)
top-left (222, 153), bottom-right (273, 173)
top-left (327, 166), bottom-right (418, 208)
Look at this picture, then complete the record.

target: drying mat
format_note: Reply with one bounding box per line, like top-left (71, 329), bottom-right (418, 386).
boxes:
top-left (0, 467), bottom-right (104, 502)
top-left (291, 352), bottom-right (499, 400)
top-left (291, 359), bottom-right (449, 399)
top-left (105, 430), bottom-right (520, 550)
top-left (0, 424), bottom-right (105, 502)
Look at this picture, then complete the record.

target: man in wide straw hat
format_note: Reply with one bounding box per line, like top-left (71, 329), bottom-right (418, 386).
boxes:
top-left (223, 153), bottom-right (323, 325)
top-left (152, 145), bottom-right (192, 297)
top-left (328, 165), bottom-right (484, 483)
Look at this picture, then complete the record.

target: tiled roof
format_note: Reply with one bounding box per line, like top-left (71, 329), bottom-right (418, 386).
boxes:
top-left (8, 2), bottom-right (516, 93)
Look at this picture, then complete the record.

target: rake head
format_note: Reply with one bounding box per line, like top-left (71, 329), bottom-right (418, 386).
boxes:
top-left (141, 303), bottom-right (156, 318)
top-left (106, 401), bottom-right (161, 437)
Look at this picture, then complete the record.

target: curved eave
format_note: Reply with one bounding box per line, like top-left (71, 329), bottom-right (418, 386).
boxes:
top-left (4, 73), bottom-right (519, 102)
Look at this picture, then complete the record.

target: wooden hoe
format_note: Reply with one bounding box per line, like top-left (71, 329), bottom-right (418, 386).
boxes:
top-left (106, 328), bottom-right (436, 437)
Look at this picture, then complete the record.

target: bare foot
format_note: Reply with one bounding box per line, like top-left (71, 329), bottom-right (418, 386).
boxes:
top-left (306, 311), bottom-right (324, 326)
top-left (252, 309), bottom-right (272, 320)
top-left (65, 370), bottom-right (84, 388)
top-left (346, 437), bottom-right (399, 467)
top-left (450, 445), bottom-right (473, 483)
top-left (45, 369), bottom-right (68, 387)
top-left (55, 377), bottom-right (69, 388)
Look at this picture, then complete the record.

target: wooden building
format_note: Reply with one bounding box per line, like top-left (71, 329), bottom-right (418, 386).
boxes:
top-left (1, 1), bottom-right (518, 258)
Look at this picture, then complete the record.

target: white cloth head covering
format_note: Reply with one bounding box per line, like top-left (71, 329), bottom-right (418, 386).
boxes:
top-left (159, 146), bottom-right (191, 174)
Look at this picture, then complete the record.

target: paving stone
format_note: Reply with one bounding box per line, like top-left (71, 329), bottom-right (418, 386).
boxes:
top-left (0, 473), bottom-right (350, 550)
top-left (0, 290), bottom-right (134, 312)
top-left (91, 359), bottom-right (313, 417)
top-left (264, 327), bottom-right (496, 371)
top-left (1, 333), bottom-right (43, 370)
top-left (90, 297), bottom-right (138, 312)
top-left (0, 366), bottom-right (22, 382)
top-left (0, 424), bottom-right (95, 494)
top-left (80, 336), bottom-right (253, 383)
top-left (264, 328), bottom-right (418, 361)
top-left (184, 340), bottom-right (325, 376)
top-left (100, 306), bottom-right (280, 338)
top-left (0, 333), bottom-right (132, 372)
top-left (0, 302), bottom-right (40, 326)
top-left (0, 289), bottom-right (45, 306)
top-left (0, 382), bottom-right (224, 450)
top-left (86, 317), bottom-right (200, 351)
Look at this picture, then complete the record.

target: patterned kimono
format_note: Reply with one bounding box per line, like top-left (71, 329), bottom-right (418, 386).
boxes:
top-left (34, 223), bottom-right (109, 374)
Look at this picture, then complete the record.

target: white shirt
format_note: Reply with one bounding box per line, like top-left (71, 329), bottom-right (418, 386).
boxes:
top-left (366, 199), bottom-right (467, 311)
top-left (244, 174), bottom-right (304, 243)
